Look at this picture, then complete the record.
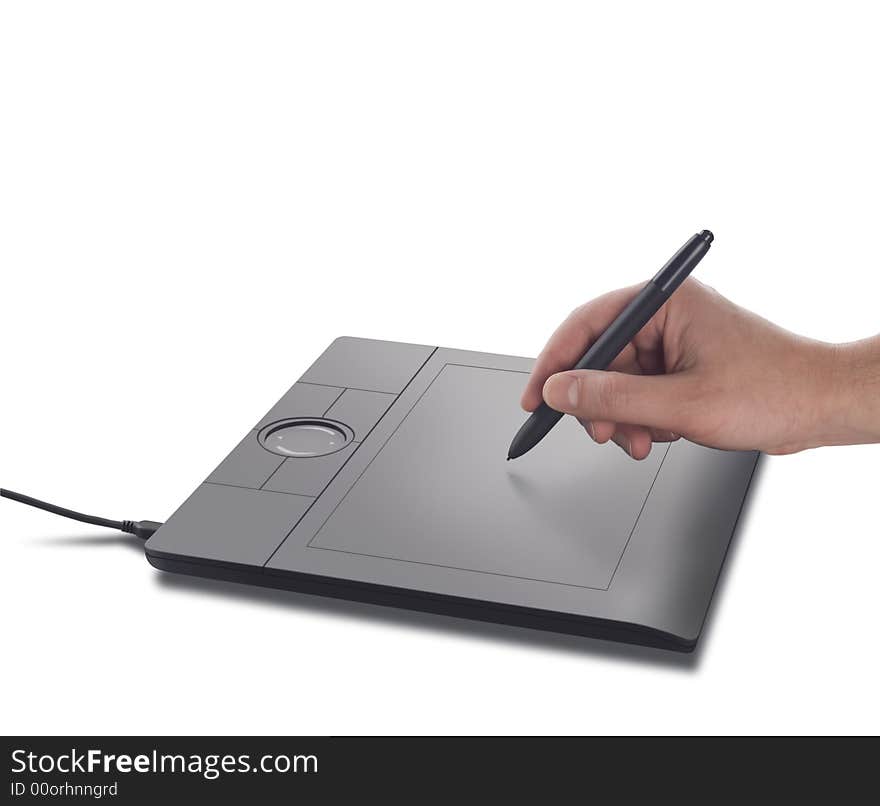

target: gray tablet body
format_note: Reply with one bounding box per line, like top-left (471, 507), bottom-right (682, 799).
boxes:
top-left (145, 337), bottom-right (760, 651)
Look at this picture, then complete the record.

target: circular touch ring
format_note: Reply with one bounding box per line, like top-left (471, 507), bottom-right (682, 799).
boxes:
top-left (258, 418), bottom-right (354, 458)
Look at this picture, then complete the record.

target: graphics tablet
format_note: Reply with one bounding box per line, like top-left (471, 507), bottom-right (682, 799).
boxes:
top-left (145, 337), bottom-right (759, 651)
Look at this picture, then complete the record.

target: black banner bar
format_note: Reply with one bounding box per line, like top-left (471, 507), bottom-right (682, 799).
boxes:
top-left (2, 737), bottom-right (877, 802)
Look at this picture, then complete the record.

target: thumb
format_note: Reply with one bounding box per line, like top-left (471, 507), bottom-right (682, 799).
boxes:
top-left (543, 369), bottom-right (696, 433)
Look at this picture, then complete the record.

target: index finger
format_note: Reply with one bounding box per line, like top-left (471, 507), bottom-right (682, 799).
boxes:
top-left (520, 284), bottom-right (643, 411)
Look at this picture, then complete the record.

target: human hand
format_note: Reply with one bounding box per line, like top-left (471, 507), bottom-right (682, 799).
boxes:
top-left (521, 278), bottom-right (880, 459)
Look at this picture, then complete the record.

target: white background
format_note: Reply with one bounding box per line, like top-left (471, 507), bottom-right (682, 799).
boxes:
top-left (1, 2), bottom-right (878, 735)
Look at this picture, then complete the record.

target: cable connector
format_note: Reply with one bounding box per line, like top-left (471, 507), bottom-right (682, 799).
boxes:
top-left (121, 520), bottom-right (163, 539)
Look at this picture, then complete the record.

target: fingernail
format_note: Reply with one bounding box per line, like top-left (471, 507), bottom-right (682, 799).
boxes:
top-left (626, 438), bottom-right (632, 456)
top-left (566, 377), bottom-right (579, 408)
top-left (586, 421), bottom-right (595, 440)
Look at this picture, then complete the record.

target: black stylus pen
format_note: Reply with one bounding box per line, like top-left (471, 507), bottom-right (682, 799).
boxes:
top-left (507, 229), bottom-right (714, 460)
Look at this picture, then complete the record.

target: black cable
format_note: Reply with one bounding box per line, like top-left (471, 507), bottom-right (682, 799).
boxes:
top-left (1, 488), bottom-right (162, 539)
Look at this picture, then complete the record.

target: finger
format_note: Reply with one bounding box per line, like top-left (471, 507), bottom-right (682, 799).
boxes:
top-left (542, 369), bottom-right (697, 434)
top-left (577, 418), bottom-right (615, 443)
top-left (521, 285), bottom-right (643, 411)
top-left (611, 424), bottom-right (654, 460)
top-left (589, 420), bottom-right (616, 443)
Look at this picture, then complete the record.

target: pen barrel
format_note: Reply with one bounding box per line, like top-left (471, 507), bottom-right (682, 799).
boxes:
top-left (573, 281), bottom-right (668, 371)
top-left (651, 231), bottom-right (712, 295)
top-left (576, 230), bottom-right (712, 371)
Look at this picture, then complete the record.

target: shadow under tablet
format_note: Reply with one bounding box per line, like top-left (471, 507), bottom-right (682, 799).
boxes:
top-left (146, 337), bottom-right (760, 652)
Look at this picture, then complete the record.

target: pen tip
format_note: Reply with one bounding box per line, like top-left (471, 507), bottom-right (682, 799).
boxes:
top-left (699, 229), bottom-right (714, 244)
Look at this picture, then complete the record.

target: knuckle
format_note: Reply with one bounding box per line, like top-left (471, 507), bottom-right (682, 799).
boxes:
top-left (566, 302), bottom-right (588, 321)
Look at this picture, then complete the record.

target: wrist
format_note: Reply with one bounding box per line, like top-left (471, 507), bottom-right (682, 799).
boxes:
top-left (815, 338), bottom-right (880, 447)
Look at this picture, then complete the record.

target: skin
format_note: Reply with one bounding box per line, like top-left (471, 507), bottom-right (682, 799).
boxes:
top-left (521, 278), bottom-right (880, 460)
